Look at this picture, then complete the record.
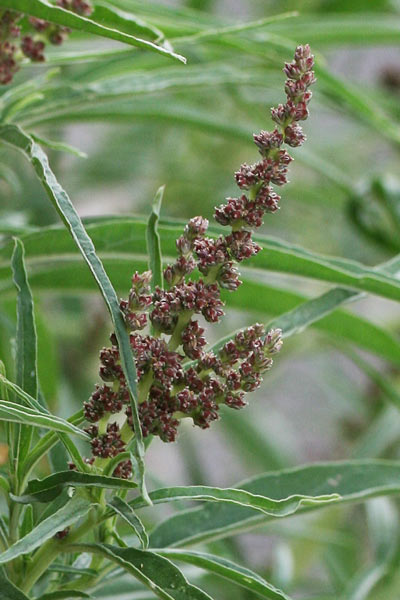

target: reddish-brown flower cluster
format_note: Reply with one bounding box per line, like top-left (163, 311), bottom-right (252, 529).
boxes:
top-left (82, 45), bottom-right (315, 477)
top-left (0, 2), bottom-right (93, 85)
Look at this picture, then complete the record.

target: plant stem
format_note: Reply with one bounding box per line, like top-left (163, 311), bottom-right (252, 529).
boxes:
top-left (168, 310), bottom-right (192, 351)
top-left (21, 505), bottom-right (99, 594)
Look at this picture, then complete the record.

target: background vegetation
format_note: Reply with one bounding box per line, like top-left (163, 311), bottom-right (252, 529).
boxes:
top-left (1, 1), bottom-right (400, 598)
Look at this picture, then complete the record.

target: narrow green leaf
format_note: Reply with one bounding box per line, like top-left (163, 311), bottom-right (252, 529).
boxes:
top-left (48, 564), bottom-right (97, 576)
top-left (20, 504), bottom-right (33, 538)
top-left (267, 288), bottom-right (359, 338)
top-left (0, 400), bottom-right (89, 440)
top-left (20, 409), bottom-right (84, 481)
top-left (11, 239), bottom-right (37, 399)
top-left (11, 238), bottom-right (38, 467)
top-left (57, 432), bottom-right (89, 474)
top-left (12, 470), bottom-right (138, 504)
top-left (40, 592), bottom-right (92, 599)
top-left (0, 124), bottom-right (149, 503)
top-left (129, 485), bottom-right (338, 518)
top-left (157, 549), bottom-right (291, 600)
top-left (0, 495), bottom-right (92, 564)
top-left (2, 216), bottom-right (400, 303)
top-left (65, 543), bottom-right (213, 600)
top-left (146, 185), bottom-right (164, 291)
top-left (91, 2), bottom-right (165, 42)
top-left (30, 133), bottom-right (87, 159)
top-left (0, 568), bottom-right (30, 599)
top-left (0, 373), bottom-right (51, 414)
top-left (175, 10), bottom-right (298, 42)
top-left (0, 0), bottom-right (185, 63)
top-left (149, 460), bottom-right (400, 548)
top-left (253, 13), bottom-right (400, 46)
top-left (108, 496), bottom-right (149, 549)
top-left (228, 280), bottom-right (400, 366)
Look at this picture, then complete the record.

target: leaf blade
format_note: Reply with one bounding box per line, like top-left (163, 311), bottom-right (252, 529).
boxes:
top-left (108, 496), bottom-right (149, 549)
top-left (65, 543), bottom-right (213, 600)
top-left (0, 124), bottom-right (149, 503)
top-left (149, 460), bottom-right (400, 548)
top-left (0, 0), bottom-right (185, 63)
top-left (156, 549), bottom-right (291, 600)
top-left (146, 186), bottom-right (164, 292)
top-left (12, 470), bottom-right (138, 503)
top-left (0, 495), bottom-right (92, 564)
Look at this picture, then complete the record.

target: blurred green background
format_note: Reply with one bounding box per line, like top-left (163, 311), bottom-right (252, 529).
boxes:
top-left (1, 0), bottom-right (400, 598)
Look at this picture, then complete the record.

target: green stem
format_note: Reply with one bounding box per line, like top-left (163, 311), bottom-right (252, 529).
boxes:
top-left (21, 505), bottom-right (99, 594)
top-left (168, 310), bottom-right (192, 351)
top-left (20, 537), bottom-right (61, 593)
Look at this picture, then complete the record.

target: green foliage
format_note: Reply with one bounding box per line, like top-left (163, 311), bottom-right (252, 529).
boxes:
top-left (0, 1), bottom-right (399, 600)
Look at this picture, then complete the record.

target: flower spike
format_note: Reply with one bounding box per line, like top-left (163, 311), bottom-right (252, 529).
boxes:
top-left (77, 45), bottom-right (315, 478)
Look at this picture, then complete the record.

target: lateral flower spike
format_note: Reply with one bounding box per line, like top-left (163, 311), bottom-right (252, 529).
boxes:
top-left (0, 1), bottom-right (93, 84)
top-left (75, 45), bottom-right (316, 481)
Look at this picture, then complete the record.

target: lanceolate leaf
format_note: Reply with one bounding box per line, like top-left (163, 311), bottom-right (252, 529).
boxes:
top-left (41, 592), bottom-right (92, 599)
top-left (11, 238), bottom-right (38, 467)
top-left (149, 460), bottom-right (400, 548)
top-left (0, 495), bottom-right (92, 564)
top-left (146, 186), bottom-right (164, 291)
top-left (128, 485), bottom-right (339, 515)
top-left (91, 2), bottom-right (165, 42)
top-left (65, 543), bottom-right (213, 600)
top-left (156, 549), bottom-right (291, 600)
top-left (11, 239), bottom-right (37, 400)
top-left (0, 125), bottom-right (149, 503)
top-left (1, 221), bottom-right (399, 364)
top-left (227, 280), bottom-right (400, 366)
top-left (0, 569), bottom-right (30, 599)
top-left (0, 0), bottom-right (185, 63)
top-left (0, 400), bottom-right (89, 441)
top-left (1, 217), bottom-right (399, 303)
top-left (108, 496), bottom-right (149, 549)
top-left (12, 470), bottom-right (137, 504)
top-left (0, 373), bottom-right (53, 414)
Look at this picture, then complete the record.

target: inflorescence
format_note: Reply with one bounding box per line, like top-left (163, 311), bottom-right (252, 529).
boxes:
top-left (0, 1), bottom-right (93, 85)
top-left (80, 45), bottom-right (316, 479)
